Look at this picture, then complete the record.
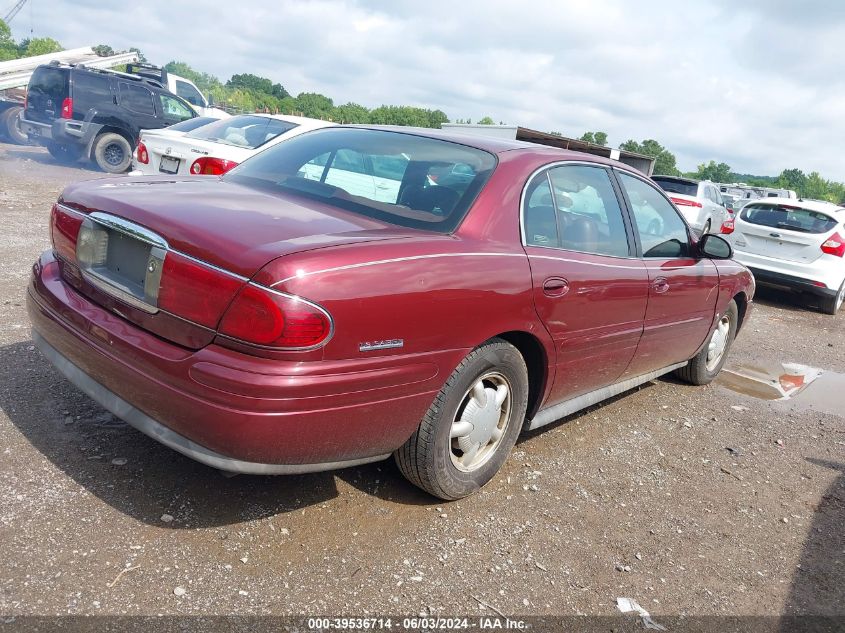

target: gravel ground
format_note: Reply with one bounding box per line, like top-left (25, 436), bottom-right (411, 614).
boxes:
top-left (0, 142), bottom-right (843, 621)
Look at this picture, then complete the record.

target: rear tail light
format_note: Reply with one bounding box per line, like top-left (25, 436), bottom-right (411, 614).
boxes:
top-left (137, 141), bottom-right (149, 165)
top-left (670, 197), bottom-right (703, 208)
top-left (157, 252), bottom-right (243, 329)
top-left (50, 204), bottom-right (83, 262)
top-left (189, 157), bottom-right (238, 175)
top-left (720, 219), bottom-right (735, 234)
top-left (60, 97), bottom-right (73, 119)
top-left (219, 284), bottom-right (332, 349)
top-left (821, 232), bottom-right (845, 257)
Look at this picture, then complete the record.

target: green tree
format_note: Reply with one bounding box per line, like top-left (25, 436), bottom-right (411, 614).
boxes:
top-left (129, 47), bottom-right (147, 63)
top-left (0, 19), bottom-right (16, 61)
top-left (92, 44), bottom-right (114, 57)
top-left (693, 160), bottom-right (732, 182)
top-left (579, 131), bottom-right (608, 146)
top-left (333, 102), bottom-right (370, 123)
top-left (18, 37), bottom-right (63, 57)
top-left (580, 132), bottom-right (595, 144)
top-left (427, 109), bottom-right (449, 128)
top-left (477, 116), bottom-right (495, 125)
top-left (777, 168), bottom-right (808, 195)
top-left (294, 92), bottom-right (334, 119)
top-left (163, 61), bottom-right (222, 94)
top-left (620, 139), bottom-right (680, 175)
top-left (227, 73), bottom-right (288, 99)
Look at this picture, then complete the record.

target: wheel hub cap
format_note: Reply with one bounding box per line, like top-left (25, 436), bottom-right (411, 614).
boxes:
top-left (449, 373), bottom-right (511, 472)
top-left (706, 315), bottom-right (730, 371)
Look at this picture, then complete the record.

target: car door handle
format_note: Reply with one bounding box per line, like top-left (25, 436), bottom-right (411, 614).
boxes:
top-left (652, 277), bottom-right (670, 294)
top-left (542, 277), bottom-right (570, 297)
top-left (769, 232), bottom-right (781, 238)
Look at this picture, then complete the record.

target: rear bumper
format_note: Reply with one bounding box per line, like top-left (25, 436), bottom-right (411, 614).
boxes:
top-left (20, 115), bottom-right (103, 149)
top-left (747, 267), bottom-right (839, 298)
top-left (27, 251), bottom-right (448, 472)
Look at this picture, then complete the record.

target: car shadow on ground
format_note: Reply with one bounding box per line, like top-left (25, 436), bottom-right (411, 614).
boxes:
top-left (1, 145), bottom-right (103, 173)
top-left (752, 285), bottom-right (827, 315)
top-left (0, 340), bottom-right (436, 529)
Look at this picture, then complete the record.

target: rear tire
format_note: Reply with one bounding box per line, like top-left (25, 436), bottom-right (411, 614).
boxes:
top-left (47, 142), bottom-right (84, 164)
top-left (675, 299), bottom-right (738, 385)
top-left (819, 281), bottom-right (845, 315)
top-left (93, 132), bottom-right (132, 173)
top-left (394, 338), bottom-right (528, 500)
top-left (2, 106), bottom-right (29, 145)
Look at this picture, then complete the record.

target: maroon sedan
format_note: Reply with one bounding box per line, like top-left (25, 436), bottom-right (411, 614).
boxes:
top-left (27, 126), bottom-right (754, 500)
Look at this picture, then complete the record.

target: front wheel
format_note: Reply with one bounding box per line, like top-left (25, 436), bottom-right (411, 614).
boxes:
top-left (394, 338), bottom-right (528, 500)
top-left (93, 132), bottom-right (132, 173)
top-left (675, 299), bottom-right (738, 385)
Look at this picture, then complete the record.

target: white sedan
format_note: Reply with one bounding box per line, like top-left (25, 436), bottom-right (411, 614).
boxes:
top-left (130, 114), bottom-right (333, 177)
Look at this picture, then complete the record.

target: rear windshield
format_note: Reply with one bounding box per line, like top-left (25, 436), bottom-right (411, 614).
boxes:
top-left (652, 177), bottom-right (698, 197)
top-left (186, 115), bottom-right (296, 148)
top-left (166, 116), bottom-right (219, 133)
top-left (26, 66), bottom-right (68, 116)
top-left (224, 127), bottom-right (497, 233)
top-left (741, 204), bottom-right (839, 234)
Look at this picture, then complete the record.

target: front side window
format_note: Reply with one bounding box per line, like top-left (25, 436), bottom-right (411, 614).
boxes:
top-left (523, 165), bottom-right (630, 257)
top-left (118, 82), bottom-right (155, 115)
top-left (225, 127), bottom-right (496, 233)
top-left (174, 80), bottom-right (205, 107)
top-left (158, 94), bottom-right (194, 122)
top-left (618, 172), bottom-right (691, 258)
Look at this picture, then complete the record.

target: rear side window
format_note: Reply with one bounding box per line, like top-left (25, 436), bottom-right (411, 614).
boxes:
top-left (118, 82), bottom-right (155, 115)
top-left (71, 72), bottom-right (111, 112)
top-left (741, 204), bottom-right (839, 234)
top-left (619, 172), bottom-right (691, 258)
top-left (652, 177), bottom-right (698, 197)
top-left (524, 165), bottom-right (630, 258)
top-left (224, 127), bottom-right (496, 234)
top-left (174, 80), bottom-right (205, 107)
top-left (187, 115), bottom-right (296, 148)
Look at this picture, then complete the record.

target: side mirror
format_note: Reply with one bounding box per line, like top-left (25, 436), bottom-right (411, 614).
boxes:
top-left (699, 233), bottom-right (733, 259)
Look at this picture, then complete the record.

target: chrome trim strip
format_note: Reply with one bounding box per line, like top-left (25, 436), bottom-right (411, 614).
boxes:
top-left (33, 331), bottom-right (390, 475)
top-left (271, 252), bottom-right (526, 286)
top-left (88, 211), bottom-right (169, 249)
top-left (81, 270), bottom-right (159, 314)
top-left (528, 253), bottom-right (646, 270)
top-left (527, 361), bottom-right (688, 431)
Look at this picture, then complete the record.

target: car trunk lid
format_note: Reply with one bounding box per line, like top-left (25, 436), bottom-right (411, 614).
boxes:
top-left (735, 203), bottom-right (840, 263)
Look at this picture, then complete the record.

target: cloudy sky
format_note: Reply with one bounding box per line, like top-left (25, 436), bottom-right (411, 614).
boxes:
top-left (9, 0), bottom-right (844, 178)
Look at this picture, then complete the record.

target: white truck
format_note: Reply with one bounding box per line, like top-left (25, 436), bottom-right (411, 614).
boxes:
top-left (0, 47), bottom-right (226, 144)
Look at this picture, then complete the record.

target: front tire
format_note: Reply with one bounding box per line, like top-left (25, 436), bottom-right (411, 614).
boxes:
top-left (93, 132), bottom-right (132, 173)
top-left (395, 338), bottom-right (528, 500)
top-left (675, 299), bottom-right (738, 385)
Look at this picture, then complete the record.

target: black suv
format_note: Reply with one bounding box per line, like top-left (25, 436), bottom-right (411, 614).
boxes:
top-left (20, 63), bottom-right (196, 173)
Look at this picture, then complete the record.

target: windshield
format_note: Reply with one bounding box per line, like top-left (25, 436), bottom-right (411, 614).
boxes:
top-left (741, 204), bottom-right (839, 234)
top-left (224, 127), bottom-right (497, 233)
top-left (166, 116), bottom-right (219, 133)
top-left (652, 177), bottom-right (698, 197)
top-left (186, 115), bottom-right (297, 149)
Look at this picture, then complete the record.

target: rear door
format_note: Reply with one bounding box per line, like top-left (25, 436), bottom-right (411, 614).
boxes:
top-left (70, 71), bottom-right (113, 122)
top-left (736, 203), bottom-right (840, 263)
top-left (522, 163), bottom-right (649, 405)
top-left (615, 170), bottom-right (719, 377)
top-left (25, 66), bottom-right (69, 123)
top-left (117, 81), bottom-right (160, 135)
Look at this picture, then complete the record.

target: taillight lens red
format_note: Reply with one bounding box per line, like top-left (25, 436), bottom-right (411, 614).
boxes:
top-left (670, 197), bottom-right (703, 208)
top-left (157, 252), bottom-right (243, 329)
top-left (50, 204), bottom-right (83, 261)
top-left (219, 284), bottom-right (332, 348)
top-left (189, 157), bottom-right (239, 175)
top-left (821, 232), bottom-right (845, 257)
top-left (60, 97), bottom-right (73, 119)
top-left (137, 142), bottom-right (149, 165)
top-left (720, 219), bottom-right (735, 234)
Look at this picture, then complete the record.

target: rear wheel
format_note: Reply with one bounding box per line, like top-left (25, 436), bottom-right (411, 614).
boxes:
top-left (47, 142), bottom-right (84, 164)
top-left (675, 299), bottom-right (738, 385)
top-left (1, 106), bottom-right (29, 145)
top-left (93, 132), bottom-right (132, 173)
top-left (819, 280), bottom-right (845, 315)
top-left (394, 338), bottom-right (528, 500)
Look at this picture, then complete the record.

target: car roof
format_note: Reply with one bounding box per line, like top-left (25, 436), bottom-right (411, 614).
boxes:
top-left (346, 125), bottom-right (636, 170)
top-left (744, 197), bottom-right (845, 215)
top-left (229, 113), bottom-right (334, 129)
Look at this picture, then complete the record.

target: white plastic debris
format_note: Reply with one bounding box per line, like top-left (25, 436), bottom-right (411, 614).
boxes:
top-left (616, 597), bottom-right (666, 631)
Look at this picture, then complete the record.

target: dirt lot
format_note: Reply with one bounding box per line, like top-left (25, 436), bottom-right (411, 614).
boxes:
top-left (0, 142), bottom-right (843, 623)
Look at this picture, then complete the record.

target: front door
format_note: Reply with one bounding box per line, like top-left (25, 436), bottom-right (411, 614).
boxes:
top-left (522, 164), bottom-right (649, 406)
top-left (615, 170), bottom-right (719, 378)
